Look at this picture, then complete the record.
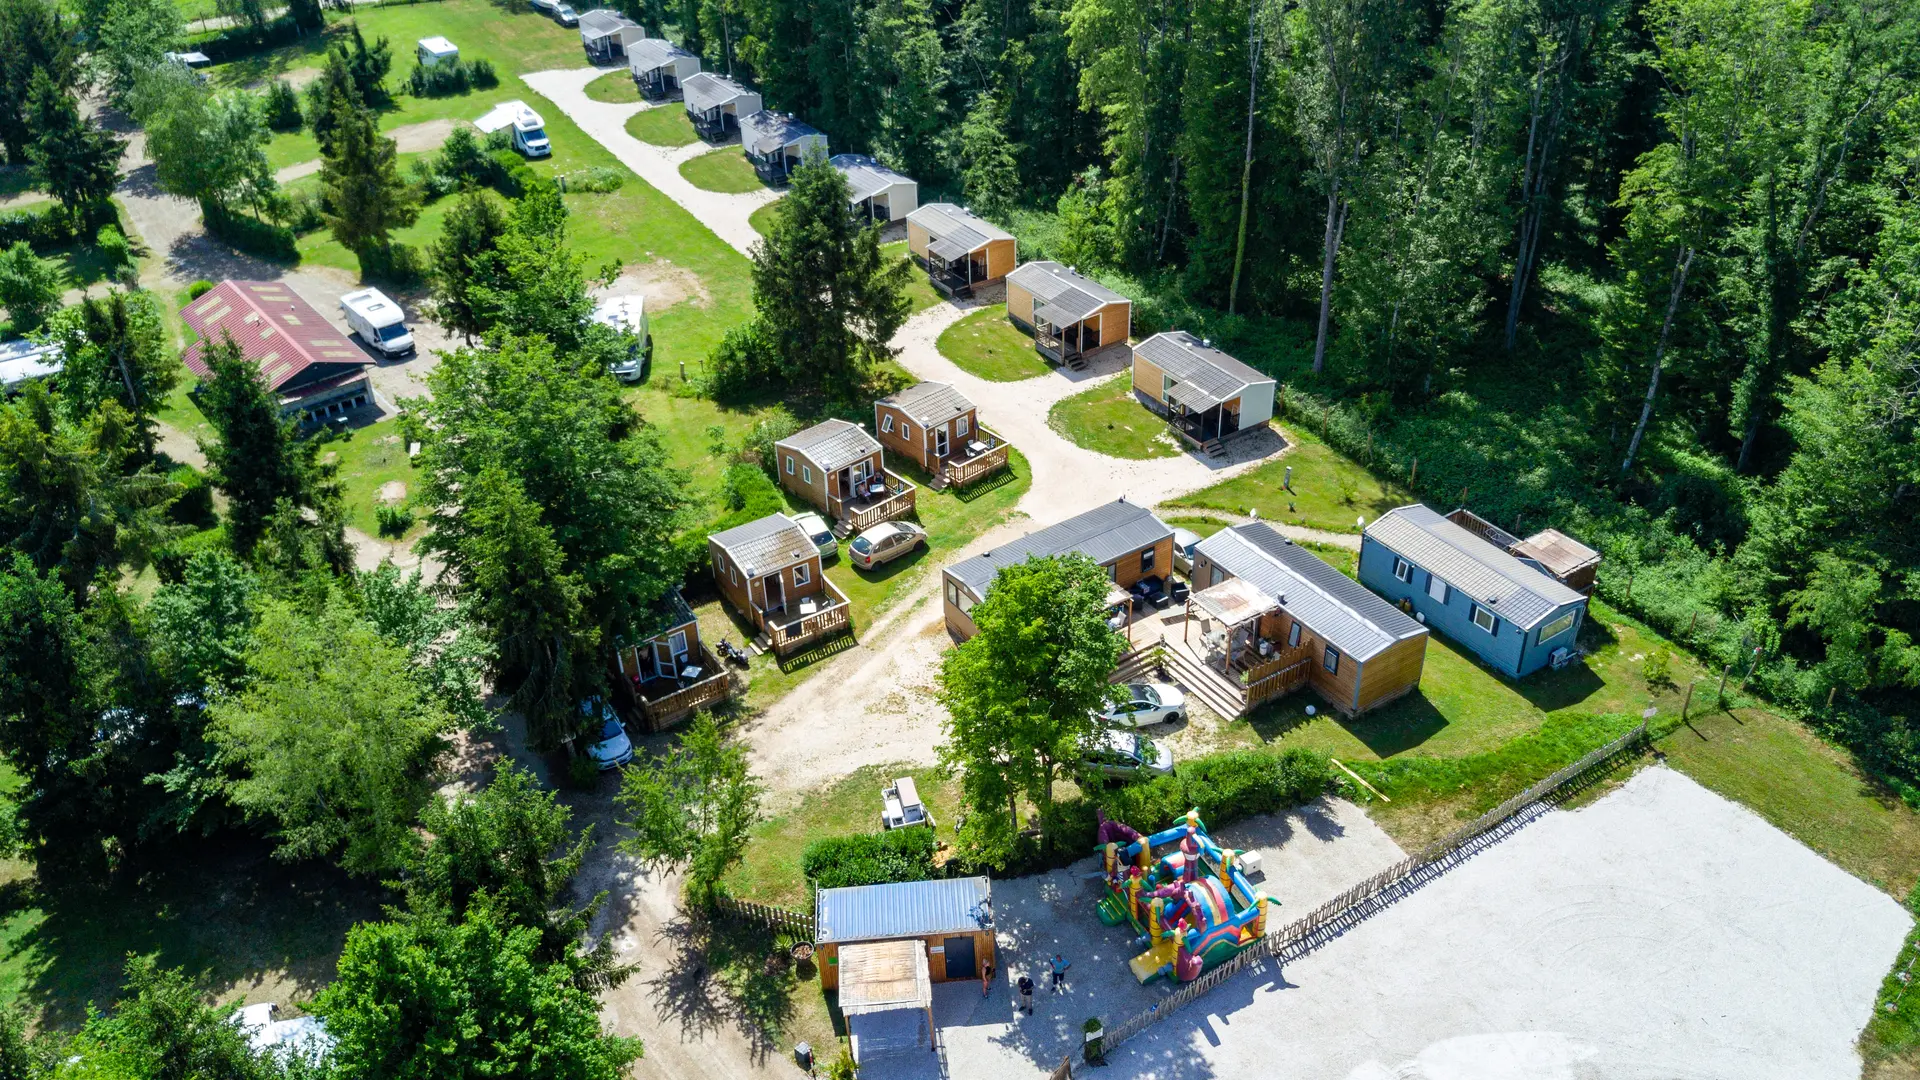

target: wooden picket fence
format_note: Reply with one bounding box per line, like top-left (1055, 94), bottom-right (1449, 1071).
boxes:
top-left (1097, 723), bottom-right (1650, 1054)
top-left (713, 895), bottom-right (816, 939)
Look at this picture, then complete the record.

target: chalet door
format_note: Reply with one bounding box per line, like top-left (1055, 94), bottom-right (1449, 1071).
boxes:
top-left (635, 646), bottom-right (657, 681)
top-left (654, 640), bottom-right (675, 675)
top-left (764, 575), bottom-right (784, 613)
top-left (934, 427), bottom-right (949, 459)
top-left (941, 936), bottom-right (976, 980)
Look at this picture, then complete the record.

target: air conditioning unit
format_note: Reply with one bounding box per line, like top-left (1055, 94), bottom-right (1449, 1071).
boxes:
top-left (1550, 647), bottom-right (1573, 670)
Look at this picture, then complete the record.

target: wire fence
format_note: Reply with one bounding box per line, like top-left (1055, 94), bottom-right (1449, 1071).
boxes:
top-left (1097, 723), bottom-right (1650, 1054)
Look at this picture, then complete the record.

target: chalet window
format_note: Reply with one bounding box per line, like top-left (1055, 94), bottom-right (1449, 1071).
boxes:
top-left (1107, 563), bottom-right (1118, 582)
top-left (802, 466), bottom-right (812, 484)
top-left (882, 415), bottom-right (894, 434)
top-left (1140, 547), bottom-right (1156, 573)
top-left (1288, 622), bottom-right (1302, 648)
top-left (1539, 611), bottom-right (1575, 642)
top-left (1426, 573), bottom-right (1448, 604)
top-left (956, 415), bottom-right (970, 438)
top-left (901, 422), bottom-right (913, 440)
top-left (945, 579), bottom-right (959, 606)
top-left (1323, 646), bottom-right (1340, 674)
top-left (729, 563), bottom-right (738, 586)
top-left (1209, 566), bottom-right (1225, 587)
top-left (1393, 557), bottom-right (1412, 583)
top-left (1471, 605), bottom-right (1497, 633)
top-left (793, 563), bottom-right (811, 587)
top-left (668, 630), bottom-right (688, 663)
top-left (785, 455), bottom-right (795, 475)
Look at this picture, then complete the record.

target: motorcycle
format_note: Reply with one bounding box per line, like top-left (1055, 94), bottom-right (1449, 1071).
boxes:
top-left (716, 638), bottom-right (751, 668)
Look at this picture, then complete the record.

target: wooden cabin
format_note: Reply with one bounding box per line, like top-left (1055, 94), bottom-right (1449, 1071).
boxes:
top-left (578, 9), bottom-right (643, 62)
top-left (774, 418), bottom-right (916, 534)
top-left (739, 110), bottom-right (827, 183)
top-left (831, 154), bottom-right (918, 223)
top-left (1004, 261), bottom-right (1131, 371)
top-left (942, 500), bottom-right (1172, 640)
top-left (1189, 522), bottom-right (1428, 716)
top-left (627, 38), bottom-right (700, 101)
top-left (613, 588), bottom-right (731, 732)
top-left (1130, 332), bottom-right (1275, 455)
top-left (905, 203), bottom-right (1016, 299)
top-left (682, 72), bottom-right (761, 141)
top-left (815, 877), bottom-right (994, 991)
top-left (874, 382), bottom-right (1009, 489)
top-left (709, 513), bottom-right (851, 656)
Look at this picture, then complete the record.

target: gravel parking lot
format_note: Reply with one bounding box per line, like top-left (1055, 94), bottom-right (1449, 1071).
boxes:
top-left (1074, 766), bottom-right (1910, 1080)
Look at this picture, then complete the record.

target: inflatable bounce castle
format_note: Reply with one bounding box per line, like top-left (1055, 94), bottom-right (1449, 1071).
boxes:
top-left (1094, 808), bottom-right (1271, 984)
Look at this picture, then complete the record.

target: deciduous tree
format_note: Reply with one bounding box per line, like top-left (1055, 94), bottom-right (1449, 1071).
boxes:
top-left (615, 714), bottom-right (763, 902)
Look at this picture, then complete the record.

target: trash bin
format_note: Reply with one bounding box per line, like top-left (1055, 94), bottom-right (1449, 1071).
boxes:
top-left (794, 1042), bottom-right (814, 1072)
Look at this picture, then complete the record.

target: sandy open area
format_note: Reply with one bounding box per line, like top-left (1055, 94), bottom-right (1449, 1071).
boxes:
top-left (963, 766), bottom-right (1912, 1080)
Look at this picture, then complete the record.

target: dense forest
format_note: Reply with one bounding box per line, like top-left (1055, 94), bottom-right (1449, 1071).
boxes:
top-left (614, 0), bottom-right (1920, 789)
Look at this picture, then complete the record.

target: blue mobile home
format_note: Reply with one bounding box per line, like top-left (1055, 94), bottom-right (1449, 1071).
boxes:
top-left (1359, 505), bottom-right (1588, 679)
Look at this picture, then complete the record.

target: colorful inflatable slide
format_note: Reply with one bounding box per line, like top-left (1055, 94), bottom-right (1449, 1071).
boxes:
top-left (1094, 808), bottom-right (1271, 984)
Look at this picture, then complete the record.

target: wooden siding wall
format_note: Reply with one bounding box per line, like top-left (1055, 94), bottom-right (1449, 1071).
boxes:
top-left (876, 402), bottom-right (978, 473)
top-left (983, 239), bottom-right (1017, 282)
top-left (709, 542), bottom-right (827, 628)
top-left (1097, 302), bottom-right (1132, 347)
top-left (1356, 632), bottom-right (1427, 711)
top-left (616, 618), bottom-right (704, 680)
top-left (710, 540), bottom-right (761, 631)
top-left (906, 222), bottom-right (930, 260)
top-left (1132, 354), bottom-right (1167, 404)
top-left (817, 929), bottom-right (997, 991)
top-left (775, 446), bottom-right (830, 512)
top-left (1110, 536), bottom-right (1176, 590)
top-left (1006, 281), bottom-right (1035, 326)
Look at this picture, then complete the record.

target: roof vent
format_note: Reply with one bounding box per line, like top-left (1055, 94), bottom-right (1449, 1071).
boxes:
top-left (1201, 338), bottom-right (1212, 349)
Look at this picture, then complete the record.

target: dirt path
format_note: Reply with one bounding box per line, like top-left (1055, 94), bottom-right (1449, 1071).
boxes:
top-left (274, 119), bottom-right (461, 183)
top-left (521, 67), bottom-right (777, 258)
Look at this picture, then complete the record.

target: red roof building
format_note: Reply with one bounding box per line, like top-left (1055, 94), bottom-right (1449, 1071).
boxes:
top-left (181, 281), bottom-right (375, 419)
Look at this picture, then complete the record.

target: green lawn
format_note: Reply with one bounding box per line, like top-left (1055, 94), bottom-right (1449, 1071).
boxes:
top-left (936, 305), bottom-right (1050, 382)
top-left (748, 199), bottom-right (782, 238)
top-left (881, 241), bottom-right (943, 315)
top-left (1166, 424), bottom-right (1417, 536)
top-left (324, 417), bottom-right (421, 538)
top-left (1048, 378), bottom-right (1179, 459)
top-left (584, 70), bottom-right (643, 103)
top-left (1163, 514), bottom-right (1230, 538)
top-left (625, 104), bottom-right (701, 148)
top-left (679, 149), bottom-right (768, 194)
top-left (265, 128), bottom-right (322, 173)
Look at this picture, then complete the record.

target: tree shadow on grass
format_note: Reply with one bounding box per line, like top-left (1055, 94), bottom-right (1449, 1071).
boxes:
top-left (3, 837), bottom-right (385, 1031)
top-left (645, 911), bottom-right (805, 1066)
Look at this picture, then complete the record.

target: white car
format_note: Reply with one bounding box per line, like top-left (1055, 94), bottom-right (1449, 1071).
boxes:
top-left (1096, 683), bottom-right (1187, 728)
top-left (581, 697), bottom-right (634, 770)
top-left (1171, 527), bottom-right (1203, 575)
top-left (554, 2), bottom-right (580, 24)
top-left (791, 511), bottom-right (836, 559)
top-left (1081, 729), bottom-right (1174, 779)
top-left (849, 520), bottom-right (927, 570)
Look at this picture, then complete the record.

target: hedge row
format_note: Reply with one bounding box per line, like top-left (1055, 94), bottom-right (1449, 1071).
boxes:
top-left (203, 203), bottom-right (297, 262)
top-left (801, 827), bottom-right (939, 891)
top-left (1042, 747), bottom-right (1335, 856)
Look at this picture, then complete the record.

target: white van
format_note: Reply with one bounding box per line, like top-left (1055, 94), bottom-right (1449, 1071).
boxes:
top-left (476, 100), bottom-right (551, 158)
top-left (591, 295), bottom-right (651, 382)
top-left (339, 288), bottom-right (414, 357)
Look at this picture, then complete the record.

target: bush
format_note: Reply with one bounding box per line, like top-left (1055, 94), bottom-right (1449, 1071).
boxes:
top-left (375, 503), bottom-right (415, 538)
top-left (95, 225), bottom-right (134, 283)
top-left (1038, 747), bottom-right (1335, 860)
top-left (202, 202), bottom-right (297, 262)
top-left (186, 280), bottom-right (216, 300)
top-left (707, 319), bottom-right (779, 400)
top-left (358, 242), bottom-right (427, 286)
top-left (265, 80), bottom-right (303, 132)
top-left (560, 167), bottom-right (625, 194)
top-left (0, 202), bottom-right (68, 251)
top-left (801, 827), bottom-right (939, 891)
top-left (152, 525), bottom-right (229, 585)
top-left (404, 56), bottom-right (499, 97)
top-left (0, 241), bottom-right (63, 333)
top-left (167, 465), bottom-right (217, 529)
top-left (276, 189), bottom-right (327, 235)
top-left (487, 148), bottom-right (539, 198)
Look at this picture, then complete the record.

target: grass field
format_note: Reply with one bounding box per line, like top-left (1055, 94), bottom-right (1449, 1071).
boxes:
top-left (936, 305), bottom-right (1050, 381)
top-left (625, 104), bottom-right (701, 147)
top-left (584, 70), bottom-right (642, 103)
top-left (680, 149), bottom-right (767, 193)
top-left (1166, 424), bottom-right (1417, 535)
top-left (749, 199), bottom-right (781, 238)
top-left (324, 417), bottom-right (421, 538)
top-left (1048, 378), bottom-right (1179, 459)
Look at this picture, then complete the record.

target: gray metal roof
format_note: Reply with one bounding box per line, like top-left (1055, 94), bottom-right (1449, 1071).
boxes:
top-left (1197, 523), bottom-right (1424, 662)
top-left (579, 9), bottom-right (638, 38)
top-left (907, 203), bottom-right (1012, 255)
top-left (1365, 504), bottom-right (1586, 629)
top-left (880, 382), bottom-right (974, 427)
top-left (738, 110), bottom-right (826, 157)
top-left (947, 500), bottom-right (1172, 598)
top-left (775, 418), bottom-right (880, 474)
top-left (683, 72), bottom-right (758, 115)
top-left (709, 513), bottom-right (815, 574)
top-left (627, 37), bottom-right (697, 73)
top-left (1008, 261), bottom-right (1128, 326)
top-left (816, 876), bottom-right (993, 945)
top-left (628, 587), bottom-right (697, 642)
top-left (830, 154), bottom-right (915, 203)
top-left (1133, 332), bottom-right (1272, 410)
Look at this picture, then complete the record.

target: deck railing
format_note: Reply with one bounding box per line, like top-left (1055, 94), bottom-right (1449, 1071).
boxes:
top-left (761, 579), bottom-right (853, 656)
top-left (1245, 659), bottom-right (1310, 706)
top-left (636, 645), bottom-right (736, 731)
top-left (830, 469), bottom-right (916, 532)
top-left (1240, 645), bottom-right (1309, 686)
top-left (942, 426), bottom-right (1011, 488)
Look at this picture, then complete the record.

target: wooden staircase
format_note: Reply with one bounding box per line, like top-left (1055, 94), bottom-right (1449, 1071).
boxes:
top-left (1201, 438), bottom-right (1227, 458)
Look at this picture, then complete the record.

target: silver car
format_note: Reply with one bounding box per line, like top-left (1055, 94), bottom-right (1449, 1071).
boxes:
top-left (791, 511), bottom-right (837, 559)
top-left (849, 520), bottom-right (927, 570)
top-left (1172, 527), bottom-right (1203, 575)
top-left (1080, 729), bottom-right (1174, 779)
top-left (1095, 683), bottom-right (1187, 728)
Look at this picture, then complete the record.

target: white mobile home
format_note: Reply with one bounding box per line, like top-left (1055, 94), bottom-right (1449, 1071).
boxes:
top-left (830, 154), bottom-right (918, 222)
top-left (415, 36), bottom-right (458, 66)
top-left (739, 111), bottom-right (828, 183)
top-left (682, 72), bottom-right (762, 141)
top-left (627, 38), bottom-right (700, 100)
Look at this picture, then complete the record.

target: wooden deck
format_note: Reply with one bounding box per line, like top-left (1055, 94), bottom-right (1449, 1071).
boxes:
top-left (939, 426), bottom-right (1011, 489)
top-left (634, 645), bottom-right (737, 731)
top-left (830, 469), bottom-right (916, 533)
top-left (760, 579), bottom-right (853, 656)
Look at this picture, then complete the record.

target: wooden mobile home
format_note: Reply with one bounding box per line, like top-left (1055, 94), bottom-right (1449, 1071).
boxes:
top-left (774, 419), bottom-right (916, 534)
top-left (874, 382), bottom-right (1009, 488)
top-left (1004, 261), bottom-right (1131, 370)
top-left (709, 513), bottom-right (851, 656)
top-left (1130, 331), bottom-right (1275, 454)
top-left (941, 500), bottom-right (1173, 641)
top-left (905, 203), bottom-right (1016, 299)
top-left (613, 588), bottom-right (732, 731)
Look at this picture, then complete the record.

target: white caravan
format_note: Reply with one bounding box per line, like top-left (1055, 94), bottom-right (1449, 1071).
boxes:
top-left (340, 288), bottom-right (414, 357)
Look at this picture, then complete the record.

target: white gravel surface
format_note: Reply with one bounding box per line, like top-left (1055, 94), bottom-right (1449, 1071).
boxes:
top-left (1042, 766), bottom-right (1909, 1080)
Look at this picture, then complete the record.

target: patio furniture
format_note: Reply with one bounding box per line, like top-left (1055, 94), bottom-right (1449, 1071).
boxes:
top-left (680, 664), bottom-right (705, 682)
top-left (799, 597), bottom-right (818, 616)
top-left (966, 440), bottom-right (988, 456)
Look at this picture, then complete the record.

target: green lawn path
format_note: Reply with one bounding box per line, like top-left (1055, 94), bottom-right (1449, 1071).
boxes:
top-left (936, 304), bottom-right (1051, 382)
top-left (1166, 423), bottom-right (1416, 535)
top-left (625, 104), bottom-right (701, 147)
top-left (1048, 378), bottom-right (1179, 459)
top-left (679, 149), bottom-right (769, 194)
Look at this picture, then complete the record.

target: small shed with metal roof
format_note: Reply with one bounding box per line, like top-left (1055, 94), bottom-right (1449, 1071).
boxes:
top-left (682, 72), bottom-right (762, 140)
top-left (627, 38), bottom-right (700, 99)
top-left (905, 203), bottom-right (1017, 298)
top-left (1131, 331), bottom-right (1274, 451)
top-left (1359, 504), bottom-right (1589, 679)
top-left (738, 110), bottom-right (828, 183)
top-left (830, 154), bottom-right (918, 222)
top-left (942, 500), bottom-right (1173, 640)
top-left (815, 876), bottom-right (994, 990)
top-left (1005, 261), bottom-right (1131, 369)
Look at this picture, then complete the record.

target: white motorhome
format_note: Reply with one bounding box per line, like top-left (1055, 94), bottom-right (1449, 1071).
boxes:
top-left (416, 36), bottom-right (458, 66)
top-left (592, 295), bottom-right (651, 382)
top-left (476, 100), bottom-right (551, 158)
top-left (340, 288), bottom-right (414, 357)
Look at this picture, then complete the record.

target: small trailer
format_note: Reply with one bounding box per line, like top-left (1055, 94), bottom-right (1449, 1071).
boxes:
top-left (591, 295), bottom-right (651, 382)
top-left (339, 288), bottom-right (414, 357)
top-left (476, 100), bottom-right (551, 158)
top-left (415, 36), bottom-right (458, 66)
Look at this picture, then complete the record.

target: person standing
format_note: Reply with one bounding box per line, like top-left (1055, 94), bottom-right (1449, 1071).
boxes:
top-left (1049, 953), bottom-right (1071, 993)
top-left (980, 959), bottom-right (994, 998)
top-left (1017, 972), bottom-right (1035, 1014)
